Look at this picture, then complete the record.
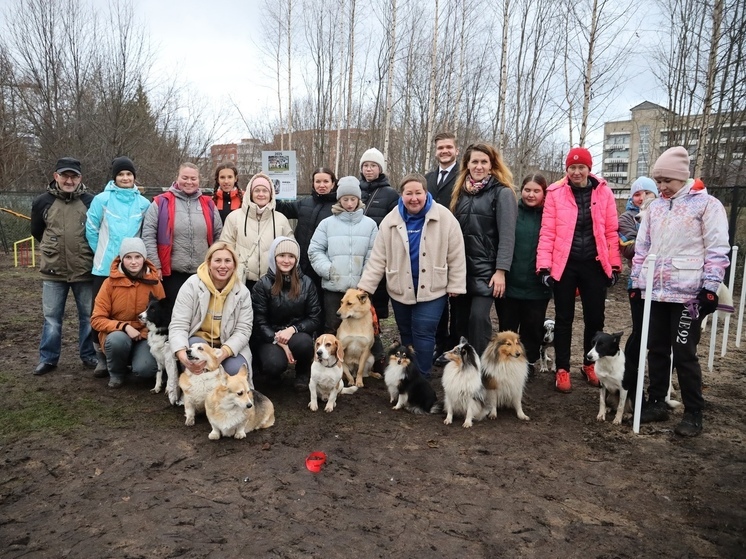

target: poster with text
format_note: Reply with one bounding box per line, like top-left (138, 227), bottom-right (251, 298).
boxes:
top-left (262, 150), bottom-right (297, 199)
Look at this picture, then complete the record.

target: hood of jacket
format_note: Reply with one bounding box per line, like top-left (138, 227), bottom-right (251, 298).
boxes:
top-left (47, 179), bottom-right (88, 201)
top-left (103, 180), bottom-right (144, 202)
top-left (168, 181), bottom-right (204, 199)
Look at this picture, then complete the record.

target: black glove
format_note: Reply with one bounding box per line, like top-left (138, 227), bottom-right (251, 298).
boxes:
top-left (696, 288), bottom-right (718, 317)
top-left (628, 288), bottom-right (642, 302)
top-left (539, 270), bottom-right (554, 288)
top-left (607, 271), bottom-right (619, 287)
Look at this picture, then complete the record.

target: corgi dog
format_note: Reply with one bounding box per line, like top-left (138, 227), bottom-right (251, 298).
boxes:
top-left (538, 318), bottom-right (555, 373)
top-left (440, 337), bottom-right (488, 428)
top-left (384, 343), bottom-right (441, 414)
top-left (179, 343), bottom-right (226, 426)
top-left (481, 331), bottom-right (530, 421)
top-left (336, 289), bottom-right (379, 387)
top-left (586, 331), bottom-right (628, 425)
top-left (205, 364), bottom-right (274, 440)
top-left (309, 334), bottom-right (359, 412)
top-left (138, 294), bottom-right (179, 404)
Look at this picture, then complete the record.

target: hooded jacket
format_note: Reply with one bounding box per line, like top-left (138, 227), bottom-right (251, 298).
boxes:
top-left (251, 238), bottom-right (322, 343)
top-left (90, 257), bottom-right (165, 348)
top-left (631, 180), bottom-right (729, 303)
top-left (505, 200), bottom-right (552, 300)
top-left (220, 185), bottom-right (294, 284)
top-left (142, 183), bottom-right (223, 275)
top-left (85, 181), bottom-right (152, 277)
top-left (168, 264), bottom-right (254, 363)
top-left (308, 203), bottom-right (378, 293)
top-left (31, 180), bottom-right (94, 282)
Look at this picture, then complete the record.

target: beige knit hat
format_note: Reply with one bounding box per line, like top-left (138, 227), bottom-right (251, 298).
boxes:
top-left (652, 147), bottom-right (691, 181)
top-left (274, 237), bottom-right (300, 260)
top-left (360, 148), bottom-right (386, 174)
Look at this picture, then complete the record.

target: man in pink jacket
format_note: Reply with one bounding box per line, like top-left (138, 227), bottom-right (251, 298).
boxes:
top-left (536, 147), bottom-right (621, 393)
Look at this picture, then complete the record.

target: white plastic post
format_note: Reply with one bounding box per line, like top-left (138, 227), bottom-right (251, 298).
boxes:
top-left (634, 254), bottom-right (656, 434)
top-left (737, 253), bottom-right (746, 347)
top-left (721, 245), bottom-right (738, 356)
top-left (708, 311), bottom-right (718, 371)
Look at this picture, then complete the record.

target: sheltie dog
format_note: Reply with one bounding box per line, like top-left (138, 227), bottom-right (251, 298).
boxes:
top-left (336, 289), bottom-right (378, 387)
top-left (138, 294), bottom-right (179, 404)
top-left (481, 331), bottom-right (530, 421)
top-left (205, 364), bottom-right (275, 440)
top-left (384, 343), bottom-right (441, 414)
top-left (586, 331), bottom-right (629, 425)
top-left (309, 334), bottom-right (359, 412)
top-left (440, 337), bottom-right (488, 428)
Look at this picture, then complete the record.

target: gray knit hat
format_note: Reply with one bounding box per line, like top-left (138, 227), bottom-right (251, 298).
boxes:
top-left (336, 176), bottom-right (362, 200)
top-left (119, 237), bottom-right (147, 259)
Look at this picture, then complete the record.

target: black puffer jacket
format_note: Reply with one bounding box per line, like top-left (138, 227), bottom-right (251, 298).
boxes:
top-left (569, 182), bottom-right (598, 262)
top-left (360, 174), bottom-right (399, 226)
top-left (251, 270), bottom-right (322, 343)
top-left (452, 177), bottom-right (518, 296)
top-left (276, 191), bottom-right (337, 278)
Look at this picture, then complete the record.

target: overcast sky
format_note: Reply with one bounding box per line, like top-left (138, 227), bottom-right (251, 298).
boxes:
top-left (137, 0), bottom-right (663, 153)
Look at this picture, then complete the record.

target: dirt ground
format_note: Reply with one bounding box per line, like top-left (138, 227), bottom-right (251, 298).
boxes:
top-left (1, 254), bottom-right (744, 559)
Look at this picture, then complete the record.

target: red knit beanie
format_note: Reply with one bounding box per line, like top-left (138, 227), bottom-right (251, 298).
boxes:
top-left (565, 147), bottom-right (593, 170)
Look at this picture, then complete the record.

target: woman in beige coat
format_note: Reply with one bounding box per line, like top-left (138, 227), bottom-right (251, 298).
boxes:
top-left (220, 173), bottom-right (294, 291)
top-left (358, 173), bottom-right (466, 378)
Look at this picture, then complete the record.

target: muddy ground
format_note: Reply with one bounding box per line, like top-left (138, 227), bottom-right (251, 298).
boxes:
top-left (0, 254), bottom-right (744, 558)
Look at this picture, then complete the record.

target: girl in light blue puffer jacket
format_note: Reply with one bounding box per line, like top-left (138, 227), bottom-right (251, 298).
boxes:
top-left (308, 176), bottom-right (378, 332)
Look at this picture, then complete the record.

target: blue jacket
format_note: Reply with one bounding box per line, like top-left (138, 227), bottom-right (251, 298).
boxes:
top-left (308, 204), bottom-right (378, 293)
top-left (85, 181), bottom-right (152, 277)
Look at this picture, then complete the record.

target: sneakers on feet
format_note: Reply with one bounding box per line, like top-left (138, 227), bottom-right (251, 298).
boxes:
top-left (674, 410), bottom-right (703, 437)
top-left (581, 364), bottom-right (600, 387)
top-left (640, 400), bottom-right (669, 423)
top-left (294, 373), bottom-right (310, 392)
top-left (555, 369), bottom-right (572, 393)
top-left (108, 378), bottom-right (124, 389)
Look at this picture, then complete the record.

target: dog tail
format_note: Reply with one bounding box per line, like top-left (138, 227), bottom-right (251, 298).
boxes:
top-left (341, 386), bottom-right (359, 395)
top-left (429, 400), bottom-right (443, 414)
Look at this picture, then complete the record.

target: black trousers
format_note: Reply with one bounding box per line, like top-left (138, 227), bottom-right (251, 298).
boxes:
top-left (622, 290), bottom-right (644, 394)
top-left (552, 259), bottom-right (607, 371)
top-left (495, 297), bottom-right (550, 363)
top-left (646, 301), bottom-right (704, 412)
top-left (322, 290), bottom-right (344, 334)
top-left (450, 293), bottom-right (495, 356)
top-left (162, 271), bottom-right (193, 303)
top-left (256, 332), bottom-right (314, 379)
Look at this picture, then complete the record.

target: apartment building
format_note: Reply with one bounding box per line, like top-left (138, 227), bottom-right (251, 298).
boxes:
top-left (602, 101), bottom-right (745, 186)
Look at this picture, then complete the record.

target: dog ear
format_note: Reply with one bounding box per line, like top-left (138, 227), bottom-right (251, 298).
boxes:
top-left (357, 290), bottom-right (368, 303)
top-left (612, 331), bottom-right (624, 341)
top-left (336, 342), bottom-right (345, 362)
top-left (237, 364), bottom-right (249, 380)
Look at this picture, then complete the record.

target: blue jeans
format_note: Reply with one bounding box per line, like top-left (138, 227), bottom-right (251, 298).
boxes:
top-left (39, 280), bottom-right (95, 365)
top-left (390, 296), bottom-right (447, 377)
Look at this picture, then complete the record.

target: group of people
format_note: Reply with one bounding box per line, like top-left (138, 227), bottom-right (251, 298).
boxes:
top-left (31, 137), bottom-right (730, 437)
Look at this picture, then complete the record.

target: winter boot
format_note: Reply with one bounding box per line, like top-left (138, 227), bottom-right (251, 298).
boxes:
top-left (674, 410), bottom-right (703, 437)
top-left (639, 400), bottom-right (669, 423)
top-left (92, 343), bottom-right (108, 378)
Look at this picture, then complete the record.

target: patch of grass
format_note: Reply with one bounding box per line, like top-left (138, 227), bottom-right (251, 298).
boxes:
top-left (0, 372), bottom-right (166, 442)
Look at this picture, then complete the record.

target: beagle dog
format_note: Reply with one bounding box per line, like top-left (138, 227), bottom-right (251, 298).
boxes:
top-left (309, 334), bottom-right (358, 412)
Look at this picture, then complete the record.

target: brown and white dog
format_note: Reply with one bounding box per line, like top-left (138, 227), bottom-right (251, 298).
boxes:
top-left (205, 364), bottom-right (274, 440)
top-left (481, 331), bottom-right (530, 421)
top-left (179, 343), bottom-right (226, 426)
top-left (309, 334), bottom-right (359, 412)
top-left (336, 289), bottom-right (379, 387)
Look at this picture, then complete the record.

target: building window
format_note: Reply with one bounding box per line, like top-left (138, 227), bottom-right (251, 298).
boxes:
top-left (638, 125), bottom-right (649, 176)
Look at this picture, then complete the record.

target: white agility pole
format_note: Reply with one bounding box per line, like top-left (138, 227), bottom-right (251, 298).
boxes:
top-left (721, 245), bottom-right (738, 356)
top-left (708, 311), bottom-right (718, 371)
top-left (736, 249), bottom-right (746, 347)
top-left (634, 254), bottom-right (656, 434)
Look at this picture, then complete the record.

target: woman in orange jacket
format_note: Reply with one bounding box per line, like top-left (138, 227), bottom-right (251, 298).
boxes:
top-left (91, 238), bottom-right (165, 389)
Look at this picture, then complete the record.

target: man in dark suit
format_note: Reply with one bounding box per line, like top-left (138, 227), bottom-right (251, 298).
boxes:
top-left (424, 132), bottom-right (460, 358)
top-left (425, 132), bottom-right (460, 208)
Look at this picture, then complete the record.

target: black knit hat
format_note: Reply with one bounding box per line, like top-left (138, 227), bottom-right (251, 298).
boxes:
top-left (111, 156), bottom-right (137, 180)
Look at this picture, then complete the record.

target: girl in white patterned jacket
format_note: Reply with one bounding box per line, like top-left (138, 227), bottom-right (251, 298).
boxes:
top-left (631, 146), bottom-right (729, 437)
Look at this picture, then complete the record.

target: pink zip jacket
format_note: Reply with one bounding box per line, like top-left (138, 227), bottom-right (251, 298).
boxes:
top-left (536, 173), bottom-right (621, 280)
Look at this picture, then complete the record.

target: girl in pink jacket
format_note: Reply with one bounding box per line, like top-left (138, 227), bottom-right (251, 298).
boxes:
top-left (536, 147), bottom-right (621, 393)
